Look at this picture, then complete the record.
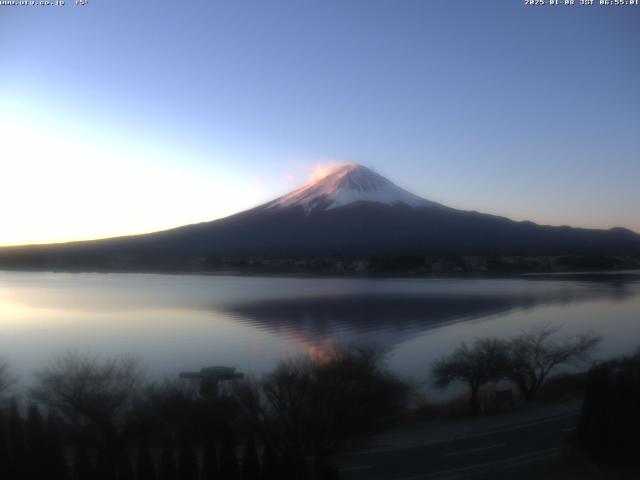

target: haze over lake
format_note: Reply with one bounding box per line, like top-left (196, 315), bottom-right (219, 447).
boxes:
top-left (1, 271), bottom-right (638, 392)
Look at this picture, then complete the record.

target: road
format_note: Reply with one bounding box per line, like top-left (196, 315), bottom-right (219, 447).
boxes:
top-left (335, 409), bottom-right (579, 479)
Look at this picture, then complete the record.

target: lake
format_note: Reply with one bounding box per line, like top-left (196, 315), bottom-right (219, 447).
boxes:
top-left (0, 271), bottom-right (639, 394)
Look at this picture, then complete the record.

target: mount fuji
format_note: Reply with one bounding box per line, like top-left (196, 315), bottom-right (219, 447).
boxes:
top-left (1, 164), bottom-right (639, 273)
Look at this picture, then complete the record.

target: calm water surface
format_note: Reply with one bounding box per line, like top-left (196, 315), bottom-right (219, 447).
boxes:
top-left (0, 271), bottom-right (638, 391)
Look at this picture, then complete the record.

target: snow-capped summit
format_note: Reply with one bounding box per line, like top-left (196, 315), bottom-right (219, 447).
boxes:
top-left (269, 163), bottom-right (441, 212)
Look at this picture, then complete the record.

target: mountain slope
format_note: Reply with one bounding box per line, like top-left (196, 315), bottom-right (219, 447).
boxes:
top-left (0, 164), bottom-right (639, 272)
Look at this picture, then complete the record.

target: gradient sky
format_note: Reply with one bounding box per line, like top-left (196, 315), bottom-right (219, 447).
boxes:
top-left (1, 0), bottom-right (639, 246)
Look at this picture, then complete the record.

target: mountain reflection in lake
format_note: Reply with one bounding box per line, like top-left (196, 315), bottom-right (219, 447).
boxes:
top-left (0, 271), bottom-right (638, 389)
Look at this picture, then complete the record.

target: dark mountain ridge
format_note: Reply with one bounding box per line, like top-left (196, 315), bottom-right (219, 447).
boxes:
top-left (1, 164), bottom-right (639, 273)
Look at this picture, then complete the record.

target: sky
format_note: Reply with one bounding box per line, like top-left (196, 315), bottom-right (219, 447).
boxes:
top-left (1, 0), bottom-right (638, 246)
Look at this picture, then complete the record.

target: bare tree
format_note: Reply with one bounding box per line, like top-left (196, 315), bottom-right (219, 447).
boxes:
top-left (507, 324), bottom-right (602, 403)
top-left (0, 359), bottom-right (16, 400)
top-left (31, 352), bottom-right (142, 432)
top-left (235, 345), bottom-right (409, 473)
top-left (432, 338), bottom-right (510, 414)
top-left (128, 377), bottom-right (203, 437)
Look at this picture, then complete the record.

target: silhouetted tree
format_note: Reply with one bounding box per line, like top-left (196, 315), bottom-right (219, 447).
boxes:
top-left (117, 449), bottom-right (134, 480)
top-left (201, 434), bottom-right (218, 479)
top-left (8, 399), bottom-right (27, 479)
top-left (0, 361), bottom-right (15, 401)
top-left (260, 443), bottom-right (280, 480)
top-left (577, 351), bottom-right (640, 465)
top-left (507, 324), bottom-right (601, 402)
top-left (234, 346), bottom-right (407, 474)
top-left (26, 403), bottom-right (45, 448)
top-left (26, 403), bottom-right (47, 479)
top-left (129, 379), bottom-right (203, 450)
top-left (178, 437), bottom-right (198, 480)
top-left (233, 346), bottom-right (408, 476)
top-left (45, 413), bottom-right (69, 480)
top-left (432, 338), bottom-right (510, 414)
top-left (73, 445), bottom-right (94, 480)
top-left (242, 436), bottom-right (260, 480)
top-left (219, 423), bottom-right (240, 480)
top-left (32, 353), bottom-right (141, 431)
top-left (136, 439), bottom-right (156, 480)
top-left (95, 446), bottom-right (117, 480)
top-left (33, 352), bottom-right (142, 471)
top-left (159, 441), bottom-right (177, 480)
top-left (0, 413), bottom-right (8, 477)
